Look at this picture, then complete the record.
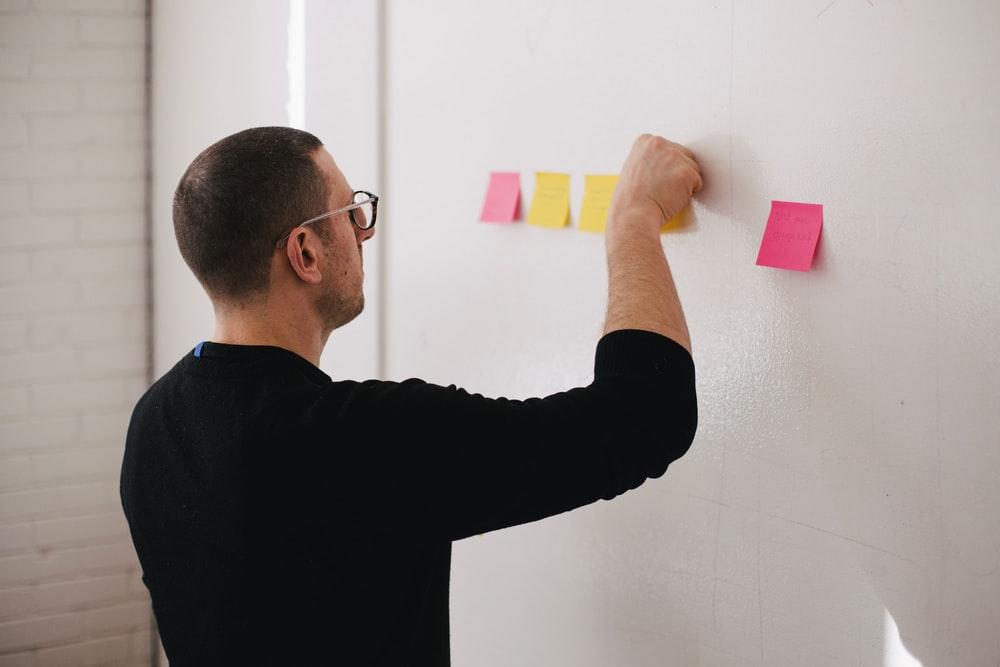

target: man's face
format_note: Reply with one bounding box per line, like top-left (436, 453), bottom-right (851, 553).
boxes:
top-left (312, 146), bottom-right (375, 331)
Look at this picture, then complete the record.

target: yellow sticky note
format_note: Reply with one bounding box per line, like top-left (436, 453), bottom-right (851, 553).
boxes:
top-left (660, 209), bottom-right (685, 232)
top-left (579, 173), bottom-right (684, 233)
top-left (578, 174), bottom-right (618, 233)
top-left (526, 172), bottom-right (570, 228)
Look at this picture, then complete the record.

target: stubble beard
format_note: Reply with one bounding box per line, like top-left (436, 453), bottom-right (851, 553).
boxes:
top-left (318, 248), bottom-right (364, 331)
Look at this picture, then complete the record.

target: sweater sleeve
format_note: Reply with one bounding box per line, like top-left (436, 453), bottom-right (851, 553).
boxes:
top-left (319, 328), bottom-right (696, 542)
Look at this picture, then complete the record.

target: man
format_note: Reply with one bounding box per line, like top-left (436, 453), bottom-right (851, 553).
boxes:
top-left (120, 126), bottom-right (703, 665)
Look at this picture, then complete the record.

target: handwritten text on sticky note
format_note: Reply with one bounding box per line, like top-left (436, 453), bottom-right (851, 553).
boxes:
top-left (526, 172), bottom-right (570, 228)
top-left (479, 172), bottom-right (521, 222)
top-left (578, 175), bottom-right (618, 233)
top-left (755, 201), bottom-right (823, 271)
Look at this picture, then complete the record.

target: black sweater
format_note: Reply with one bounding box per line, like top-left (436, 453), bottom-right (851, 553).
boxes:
top-left (119, 328), bottom-right (697, 666)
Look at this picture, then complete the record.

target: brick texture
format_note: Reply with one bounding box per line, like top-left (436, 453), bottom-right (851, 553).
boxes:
top-left (0, 0), bottom-right (152, 663)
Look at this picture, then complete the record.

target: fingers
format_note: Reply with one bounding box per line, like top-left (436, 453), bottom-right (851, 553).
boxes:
top-left (691, 170), bottom-right (704, 195)
top-left (666, 139), bottom-right (696, 161)
top-left (631, 132), bottom-right (704, 197)
top-left (674, 151), bottom-right (703, 196)
top-left (678, 152), bottom-right (701, 175)
top-left (636, 133), bottom-right (698, 164)
top-left (673, 144), bottom-right (703, 195)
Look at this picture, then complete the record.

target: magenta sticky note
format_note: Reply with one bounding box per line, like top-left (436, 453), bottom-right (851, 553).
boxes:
top-left (479, 172), bottom-right (521, 222)
top-left (755, 200), bottom-right (823, 271)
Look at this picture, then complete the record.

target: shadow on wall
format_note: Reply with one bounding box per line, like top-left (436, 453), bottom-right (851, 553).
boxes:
top-left (701, 130), bottom-right (998, 664)
top-left (806, 184), bottom-right (999, 663)
top-left (675, 133), bottom-right (946, 664)
top-left (718, 211), bottom-right (891, 662)
top-left (586, 135), bottom-right (884, 664)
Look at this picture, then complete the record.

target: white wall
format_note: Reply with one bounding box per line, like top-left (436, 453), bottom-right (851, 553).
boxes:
top-left (0, 0), bottom-right (152, 663)
top-left (303, 0), bottom-right (381, 380)
top-left (152, 0), bottom-right (380, 382)
top-left (149, 0), bottom-right (1000, 665)
top-left (384, 1), bottom-right (999, 666)
top-left (151, 0), bottom-right (290, 378)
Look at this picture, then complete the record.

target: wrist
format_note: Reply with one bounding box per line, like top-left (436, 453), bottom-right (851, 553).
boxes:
top-left (607, 201), bottom-right (666, 238)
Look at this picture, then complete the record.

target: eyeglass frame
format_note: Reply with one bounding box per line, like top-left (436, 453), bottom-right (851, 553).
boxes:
top-left (274, 190), bottom-right (379, 249)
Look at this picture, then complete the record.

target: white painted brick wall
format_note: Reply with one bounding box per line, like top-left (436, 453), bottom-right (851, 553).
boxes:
top-left (0, 0), bottom-right (152, 664)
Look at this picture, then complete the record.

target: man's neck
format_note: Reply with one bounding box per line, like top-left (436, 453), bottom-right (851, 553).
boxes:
top-left (211, 308), bottom-right (326, 367)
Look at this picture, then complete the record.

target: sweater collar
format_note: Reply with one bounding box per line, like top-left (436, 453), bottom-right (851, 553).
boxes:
top-left (187, 340), bottom-right (331, 384)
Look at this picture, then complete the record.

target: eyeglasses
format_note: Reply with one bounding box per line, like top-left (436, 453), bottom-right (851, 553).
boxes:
top-left (274, 190), bottom-right (379, 249)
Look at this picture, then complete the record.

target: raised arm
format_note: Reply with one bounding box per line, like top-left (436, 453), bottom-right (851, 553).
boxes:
top-left (603, 134), bottom-right (703, 354)
top-left (304, 329), bottom-right (696, 542)
top-left (294, 135), bottom-right (703, 542)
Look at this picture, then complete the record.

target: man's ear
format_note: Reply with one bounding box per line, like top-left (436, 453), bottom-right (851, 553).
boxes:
top-left (284, 229), bottom-right (324, 286)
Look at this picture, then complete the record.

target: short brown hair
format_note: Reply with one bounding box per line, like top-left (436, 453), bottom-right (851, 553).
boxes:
top-left (172, 126), bottom-right (330, 303)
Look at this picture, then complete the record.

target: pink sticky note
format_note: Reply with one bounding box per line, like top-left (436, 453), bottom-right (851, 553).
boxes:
top-left (755, 200), bottom-right (823, 271)
top-left (479, 172), bottom-right (521, 222)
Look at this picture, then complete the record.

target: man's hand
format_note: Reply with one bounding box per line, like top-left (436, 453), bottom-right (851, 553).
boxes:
top-left (607, 134), bottom-right (704, 237)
